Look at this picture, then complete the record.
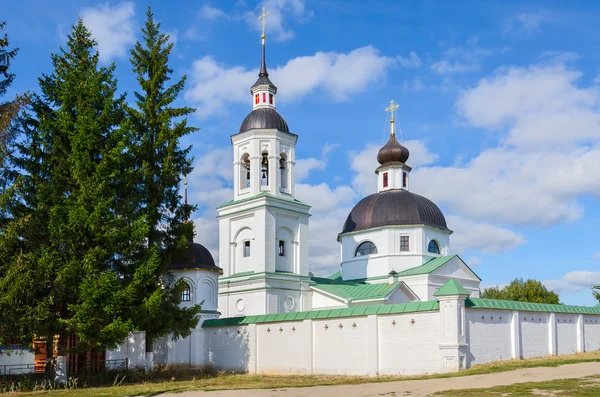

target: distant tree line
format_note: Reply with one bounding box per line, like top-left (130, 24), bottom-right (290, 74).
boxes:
top-left (481, 278), bottom-right (560, 304)
top-left (0, 7), bottom-right (200, 377)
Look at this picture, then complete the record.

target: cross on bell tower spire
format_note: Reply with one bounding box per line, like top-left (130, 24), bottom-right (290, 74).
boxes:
top-left (385, 100), bottom-right (400, 136)
top-left (259, 6), bottom-right (269, 40)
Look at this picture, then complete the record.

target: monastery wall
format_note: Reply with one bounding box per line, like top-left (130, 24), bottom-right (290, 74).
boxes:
top-left (202, 302), bottom-right (600, 376)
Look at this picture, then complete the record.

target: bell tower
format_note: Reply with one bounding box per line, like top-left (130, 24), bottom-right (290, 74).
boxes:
top-left (217, 7), bottom-right (312, 317)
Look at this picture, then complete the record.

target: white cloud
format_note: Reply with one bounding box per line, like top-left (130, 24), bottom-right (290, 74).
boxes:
top-left (594, 252), bottom-right (600, 259)
top-left (505, 11), bottom-right (550, 34)
top-left (199, 4), bottom-right (229, 20)
top-left (244, 0), bottom-right (313, 42)
top-left (446, 216), bottom-right (525, 254)
top-left (413, 59), bottom-right (600, 228)
top-left (80, 1), bottom-right (136, 63)
top-left (185, 46), bottom-right (396, 118)
top-left (397, 52), bottom-right (421, 68)
top-left (544, 271), bottom-right (600, 294)
top-left (457, 63), bottom-right (600, 148)
top-left (430, 43), bottom-right (492, 74)
top-left (466, 256), bottom-right (482, 267)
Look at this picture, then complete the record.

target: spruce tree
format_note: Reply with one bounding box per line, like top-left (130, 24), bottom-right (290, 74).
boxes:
top-left (125, 7), bottom-right (200, 363)
top-left (0, 20), bottom-right (145, 377)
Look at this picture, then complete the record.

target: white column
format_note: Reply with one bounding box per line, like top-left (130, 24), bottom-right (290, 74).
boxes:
top-left (548, 312), bottom-right (557, 356)
top-left (437, 295), bottom-right (468, 372)
top-left (367, 315), bottom-right (379, 376)
top-left (230, 242), bottom-right (237, 275)
top-left (510, 311), bottom-right (521, 359)
top-left (247, 324), bottom-right (258, 374)
top-left (577, 314), bottom-right (585, 353)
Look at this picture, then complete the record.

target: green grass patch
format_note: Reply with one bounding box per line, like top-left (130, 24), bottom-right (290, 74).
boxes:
top-left (436, 375), bottom-right (600, 396)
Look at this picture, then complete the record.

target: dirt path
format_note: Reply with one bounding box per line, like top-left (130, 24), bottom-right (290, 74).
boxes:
top-left (160, 362), bottom-right (600, 397)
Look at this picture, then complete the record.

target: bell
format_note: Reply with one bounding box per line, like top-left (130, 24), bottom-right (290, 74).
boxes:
top-left (279, 157), bottom-right (285, 170)
top-left (261, 167), bottom-right (267, 179)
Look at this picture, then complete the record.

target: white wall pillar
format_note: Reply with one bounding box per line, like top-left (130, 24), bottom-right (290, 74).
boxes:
top-left (367, 315), bottom-right (379, 376)
top-left (247, 324), bottom-right (258, 373)
top-left (577, 314), bottom-right (585, 353)
top-left (510, 311), bottom-right (521, 359)
top-left (308, 319), bottom-right (314, 374)
top-left (548, 312), bottom-right (557, 356)
top-left (437, 293), bottom-right (468, 372)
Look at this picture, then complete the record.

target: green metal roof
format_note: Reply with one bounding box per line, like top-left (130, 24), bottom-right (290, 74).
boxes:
top-left (327, 270), bottom-right (342, 281)
top-left (311, 281), bottom-right (401, 302)
top-left (394, 254), bottom-right (481, 281)
top-left (217, 191), bottom-right (309, 209)
top-left (434, 278), bottom-right (471, 297)
top-left (202, 300), bottom-right (441, 327)
top-left (467, 298), bottom-right (600, 315)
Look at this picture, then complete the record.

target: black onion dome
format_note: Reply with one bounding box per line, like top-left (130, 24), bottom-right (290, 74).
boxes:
top-left (168, 242), bottom-right (222, 273)
top-left (239, 107), bottom-right (289, 133)
top-left (341, 190), bottom-right (449, 234)
top-left (377, 134), bottom-right (409, 165)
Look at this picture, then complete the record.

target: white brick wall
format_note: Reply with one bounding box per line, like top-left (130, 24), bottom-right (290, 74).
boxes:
top-left (520, 314), bottom-right (549, 359)
top-left (584, 316), bottom-right (600, 351)
top-left (556, 315), bottom-right (579, 356)
top-left (378, 312), bottom-right (441, 375)
top-left (256, 321), bottom-right (311, 374)
top-left (466, 310), bottom-right (512, 366)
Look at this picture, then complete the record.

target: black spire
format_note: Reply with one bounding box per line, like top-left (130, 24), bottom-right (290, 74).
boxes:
top-left (259, 39), bottom-right (268, 77)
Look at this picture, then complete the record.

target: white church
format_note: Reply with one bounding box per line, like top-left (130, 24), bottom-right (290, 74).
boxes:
top-left (5, 20), bottom-right (600, 378)
top-left (130, 27), bottom-right (600, 375)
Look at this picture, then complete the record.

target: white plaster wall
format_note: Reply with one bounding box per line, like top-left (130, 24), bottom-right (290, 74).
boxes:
top-left (256, 321), bottom-right (311, 373)
top-left (106, 331), bottom-right (146, 369)
top-left (584, 317), bottom-right (600, 351)
top-left (465, 310), bottom-right (512, 366)
top-left (520, 314), bottom-right (549, 359)
top-left (311, 290), bottom-right (346, 309)
top-left (207, 326), bottom-right (251, 372)
top-left (556, 315), bottom-right (579, 356)
top-left (379, 312), bottom-right (441, 375)
top-left (312, 317), bottom-right (371, 375)
top-left (219, 290), bottom-right (266, 317)
top-left (0, 349), bottom-right (35, 374)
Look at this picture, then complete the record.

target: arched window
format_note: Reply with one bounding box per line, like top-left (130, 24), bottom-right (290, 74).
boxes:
top-left (428, 240), bottom-right (440, 254)
top-left (355, 241), bottom-right (377, 256)
top-left (181, 282), bottom-right (191, 302)
top-left (279, 153), bottom-right (288, 189)
top-left (240, 153), bottom-right (250, 189)
top-left (261, 152), bottom-right (269, 186)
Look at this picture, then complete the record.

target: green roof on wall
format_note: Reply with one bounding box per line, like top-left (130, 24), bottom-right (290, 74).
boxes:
top-left (311, 281), bottom-right (401, 301)
top-left (467, 298), bottom-right (600, 315)
top-left (202, 300), bottom-right (441, 327)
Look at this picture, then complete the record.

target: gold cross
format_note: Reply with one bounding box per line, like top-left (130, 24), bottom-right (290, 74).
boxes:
top-left (258, 6), bottom-right (269, 39)
top-left (385, 100), bottom-right (400, 121)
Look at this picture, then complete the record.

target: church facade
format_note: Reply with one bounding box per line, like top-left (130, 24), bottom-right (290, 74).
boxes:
top-left (4, 16), bottom-right (600, 379)
top-left (105, 29), bottom-right (600, 376)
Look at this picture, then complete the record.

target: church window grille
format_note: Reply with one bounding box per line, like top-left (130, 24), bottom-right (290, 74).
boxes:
top-left (403, 172), bottom-right (407, 188)
top-left (400, 236), bottom-right (409, 251)
top-left (255, 94), bottom-right (259, 104)
top-left (243, 241), bottom-right (251, 257)
top-left (181, 283), bottom-right (191, 302)
top-left (269, 94), bottom-right (273, 104)
top-left (355, 241), bottom-right (377, 256)
top-left (428, 240), bottom-right (440, 254)
top-left (263, 93), bottom-right (267, 103)
top-left (383, 172), bottom-right (388, 188)
top-left (278, 240), bottom-right (285, 256)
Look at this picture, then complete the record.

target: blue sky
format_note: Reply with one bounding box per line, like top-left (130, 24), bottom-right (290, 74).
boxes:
top-left (4, 0), bottom-right (600, 305)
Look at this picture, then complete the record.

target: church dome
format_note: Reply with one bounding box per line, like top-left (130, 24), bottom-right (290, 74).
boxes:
top-left (341, 190), bottom-right (449, 234)
top-left (377, 133), bottom-right (409, 165)
top-left (168, 242), bottom-right (222, 273)
top-left (239, 107), bottom-right (289, 133)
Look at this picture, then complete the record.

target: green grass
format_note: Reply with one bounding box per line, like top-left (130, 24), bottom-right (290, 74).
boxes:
top-left (6, 350), bottom-right (600, 397)
top-left (437, 375), bottom-right (600, 396)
